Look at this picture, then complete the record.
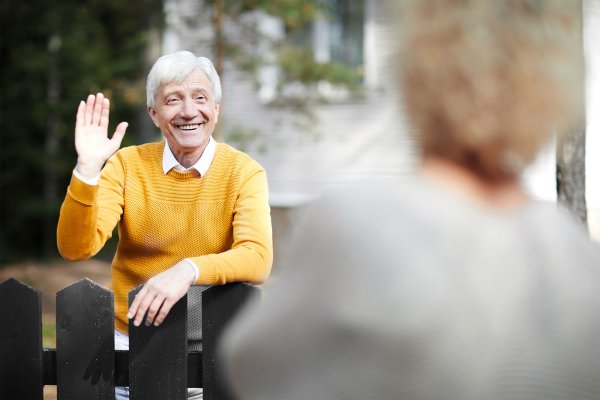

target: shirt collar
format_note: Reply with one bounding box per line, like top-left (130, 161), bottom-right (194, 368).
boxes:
top-left (162, 137), bottom-right (216, 176)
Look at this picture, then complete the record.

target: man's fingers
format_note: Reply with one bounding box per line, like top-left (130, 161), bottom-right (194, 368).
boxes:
top-left (111, 122), bottom-right (128, 147)
top-left (100, 98), bottom-right (110, 128)
top-left (75, 101), bottom-right (85, 130)
top-left (84, 94), bottom-right (95, 125)
top-left (127, 286), bottom-right (149, 323)
top-left (133, 290), bottom-right (161, 327)
top-left (127, 293), bottom-right (142, 320)
top-left (91, 93), bottom-right (104, 126)
top-left (153, 299), bottom-right (175, 327)
top-left (145, 296), bottom-right (167, 326)
top-left (128, 264), bottom-right (194, 327)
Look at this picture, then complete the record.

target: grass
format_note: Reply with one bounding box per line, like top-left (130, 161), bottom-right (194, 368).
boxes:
top-left (43, 323), bottom-right (56, 348)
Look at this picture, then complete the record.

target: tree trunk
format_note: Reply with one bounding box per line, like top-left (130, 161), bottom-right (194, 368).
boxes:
top-left (556, 0), bottom-right (587, 229)
top-left (138, 25), bottom-right (163, 144)
top-left (211, 0), bottom-right (225, 141)
top-left (557, 127), bottom-right (587, 228)
top-left (44, 33), bottom-right (61, 258)
top-left (212, 0), bottom-right (225, 78)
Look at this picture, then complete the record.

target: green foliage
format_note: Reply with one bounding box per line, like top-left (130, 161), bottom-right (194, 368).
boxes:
top-left (0, 0), bottom-right (163, 263)
top-left (226, 125), bottom-right (274, 153)
top-left (205, 0), bottom-right (322, 28)
top-left (204, 0), bottom-right (363, 132)
top-left (277, 44), bottom-right (362, 91)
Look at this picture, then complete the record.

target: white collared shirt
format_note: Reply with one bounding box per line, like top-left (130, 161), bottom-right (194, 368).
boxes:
top-left (162, 136), bottom-right (216, 176)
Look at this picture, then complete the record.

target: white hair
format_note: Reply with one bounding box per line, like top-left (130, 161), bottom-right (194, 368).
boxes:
top-left (146, 51), bottom-right (222, 107)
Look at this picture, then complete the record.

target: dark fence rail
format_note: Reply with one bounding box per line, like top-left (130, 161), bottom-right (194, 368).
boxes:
top-left (0, 278), bottom-right (257, 400)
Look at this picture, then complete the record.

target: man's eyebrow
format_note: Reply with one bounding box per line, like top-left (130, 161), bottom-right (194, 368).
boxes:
top-left (162, 89), bottom-right (182, 98)
top-left (163, 87), bottom-right (209, 97)
top-left (191, 87), bottom-right (210, 96)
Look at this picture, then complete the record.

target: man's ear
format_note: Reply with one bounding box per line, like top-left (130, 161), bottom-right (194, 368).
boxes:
top-left (148, 106), bottom-right (160, 127)
top-left (214, 102), bottom-right (220, 124)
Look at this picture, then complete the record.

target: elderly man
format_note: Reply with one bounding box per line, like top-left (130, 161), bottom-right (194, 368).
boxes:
top-left (57, 51), bottom-right (273, 399)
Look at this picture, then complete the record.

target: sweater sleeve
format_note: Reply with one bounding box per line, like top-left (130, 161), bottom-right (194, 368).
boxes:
top-left (56, 154), bottom-right (125, 261)
top-left (190, 166), bottom-right (273, 285)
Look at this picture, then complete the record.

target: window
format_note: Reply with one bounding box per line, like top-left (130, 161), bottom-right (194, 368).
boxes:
top-left (259, 0), bottom-right (366, 103)
top-left (322, 0), bottom-right (365, 69)
top-left (292, 0), bottom-right (365, 69)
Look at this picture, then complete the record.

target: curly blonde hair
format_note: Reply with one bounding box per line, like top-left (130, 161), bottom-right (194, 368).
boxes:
top-left (398, 0), bottom-right (584, 182)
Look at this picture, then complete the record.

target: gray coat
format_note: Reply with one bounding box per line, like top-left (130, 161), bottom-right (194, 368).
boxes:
top-left (222, 177), bottom-right (600, 400)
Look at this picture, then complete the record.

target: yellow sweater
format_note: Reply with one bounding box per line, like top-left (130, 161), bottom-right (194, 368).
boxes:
top-left (57, 142), bottom-right (273, 334)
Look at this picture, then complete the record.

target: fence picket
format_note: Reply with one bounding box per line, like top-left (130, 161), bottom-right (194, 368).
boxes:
top-left (0, 278), bottom-right (252, 398)
top-left (56, 278), bottom-right (115, 400)
top-left (128, 285), bottom-right (188, 400)
top-left (0, 278), bottom-right (44, 400)
top-left (203, 283), bottom-right (259, 400)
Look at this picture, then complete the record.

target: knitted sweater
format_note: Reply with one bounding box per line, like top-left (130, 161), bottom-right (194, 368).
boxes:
top-left (57, 142), bottom-right (273, 334)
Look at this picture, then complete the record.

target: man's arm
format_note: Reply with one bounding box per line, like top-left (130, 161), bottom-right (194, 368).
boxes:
top-left (56, 93), bottom-right (127, 260)
top-left (191, 167), bottom-right (273, 284)
top-left (56, 155), bottom-right (125, 260)
top-left (128, 165), bottom-right (273, 328)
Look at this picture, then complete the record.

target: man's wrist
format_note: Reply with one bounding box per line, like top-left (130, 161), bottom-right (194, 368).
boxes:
top-left (183, 259), bottom-right (200, 283)
top-left (75, 160), bottom-right (104, 180)
top-left (73, 167), bottom-right (100, 186)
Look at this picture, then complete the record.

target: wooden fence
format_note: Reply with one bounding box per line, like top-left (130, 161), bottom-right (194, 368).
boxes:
top-left (0, 277), bottom-right (257, 400)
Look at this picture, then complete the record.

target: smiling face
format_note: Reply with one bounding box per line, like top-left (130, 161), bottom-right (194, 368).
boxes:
top-left (148, 69), bottom-right (220, 166)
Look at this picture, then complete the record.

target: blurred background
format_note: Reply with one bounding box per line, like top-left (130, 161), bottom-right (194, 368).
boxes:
top-left (1, 0), bottom-right (599, 292)
top-left (0, 2), bottom-right (599, 397)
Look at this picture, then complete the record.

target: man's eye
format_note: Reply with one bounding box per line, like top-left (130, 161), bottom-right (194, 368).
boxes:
top-left (166, 98), bottom-right (180, 104)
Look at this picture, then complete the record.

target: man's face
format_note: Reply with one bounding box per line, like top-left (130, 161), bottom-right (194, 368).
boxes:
top-left (148, 69), bottom-right (220, 157)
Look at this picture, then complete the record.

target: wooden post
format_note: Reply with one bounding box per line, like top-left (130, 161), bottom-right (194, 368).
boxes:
top-left (0, 279), bottom-right (254, 397)
top-left (0, 278), bottom-right (44, 400)
top-left (128, 285), bottom-right (188, 400)
top-left (56, 279), bottom-right (115, 400)
top-left (203, 283), bottom-right (259, 400)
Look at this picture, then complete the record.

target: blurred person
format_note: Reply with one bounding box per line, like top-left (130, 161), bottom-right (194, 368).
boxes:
top-left (221, 1), bottom-right (600, 399)
top-left (56, 51), bottom-right (273, 399)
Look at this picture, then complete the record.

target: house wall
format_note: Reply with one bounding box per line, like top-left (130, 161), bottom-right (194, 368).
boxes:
top-left (162, 0), bottom-right (599, 244)
top-left (585, 0), bottom-right (600, 243)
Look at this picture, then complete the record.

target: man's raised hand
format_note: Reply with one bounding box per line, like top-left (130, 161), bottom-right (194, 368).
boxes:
top-left (75, 93), bottom-right (128, 179)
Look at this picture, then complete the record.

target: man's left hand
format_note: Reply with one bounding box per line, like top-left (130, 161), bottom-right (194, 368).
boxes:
top-left (127, 261), bottom-right (197, 327)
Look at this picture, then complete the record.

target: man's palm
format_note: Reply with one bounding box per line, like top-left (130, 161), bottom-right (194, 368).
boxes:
top-left (75, 93), bottom-right (127, 178)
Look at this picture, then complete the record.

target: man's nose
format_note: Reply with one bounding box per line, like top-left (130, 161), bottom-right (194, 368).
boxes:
top-left (180, 98), bottom-right (197, 118)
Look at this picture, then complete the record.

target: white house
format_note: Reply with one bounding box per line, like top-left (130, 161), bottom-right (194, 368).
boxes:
top-left (162, 0), bottom-right (600, 243)
top-left (584, 0), bottom-right (600, 242)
